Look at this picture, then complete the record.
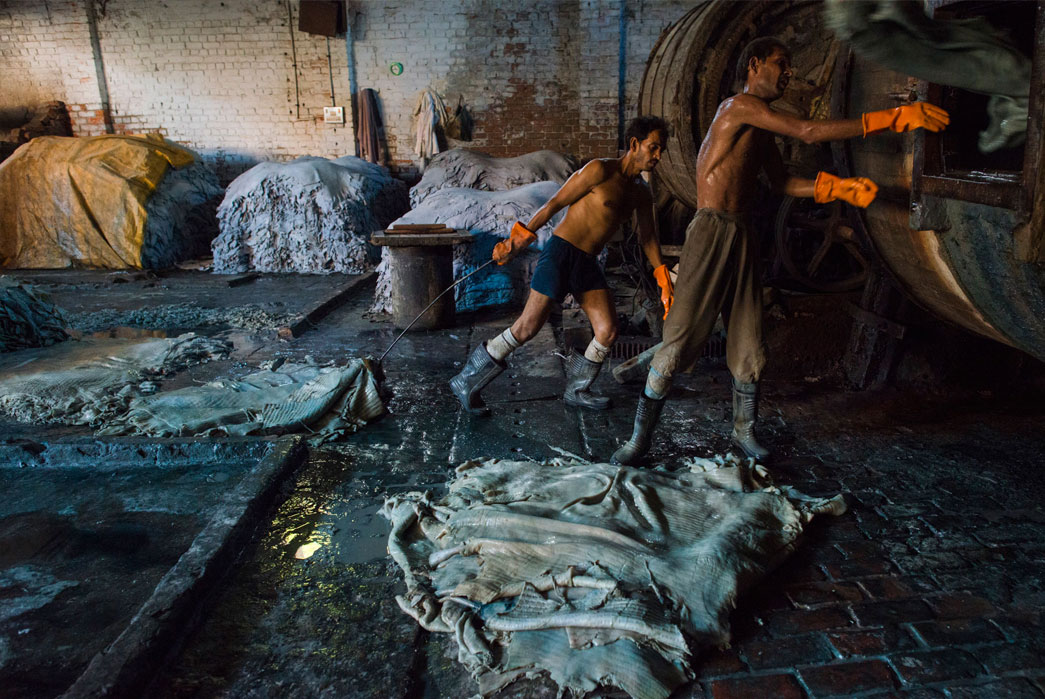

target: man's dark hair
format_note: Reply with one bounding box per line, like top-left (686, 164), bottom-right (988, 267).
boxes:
top-left (625, 116), bottom-right (670, 147)
top-left (735, 37), bottom-right (790, 88)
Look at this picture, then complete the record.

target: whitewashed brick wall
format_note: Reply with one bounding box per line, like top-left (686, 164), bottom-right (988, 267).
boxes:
top-left (0, 0), bottom-right (691, 182)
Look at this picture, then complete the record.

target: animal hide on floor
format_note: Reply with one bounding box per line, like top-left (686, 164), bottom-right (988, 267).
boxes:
top-left (382, 455), bottom-right (845, 698)
top-left (0, 334), bottom-right (229, 426)
top-left (100, 358), bottom-right (383, 440)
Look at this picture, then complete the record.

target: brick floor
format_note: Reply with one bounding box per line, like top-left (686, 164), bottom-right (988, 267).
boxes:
top-left (708, 673), bottom-right (806, 699)
top-left (799, 659), bottom-right (899, 695)
top-left (681, 367), bottom-right (1045, 698)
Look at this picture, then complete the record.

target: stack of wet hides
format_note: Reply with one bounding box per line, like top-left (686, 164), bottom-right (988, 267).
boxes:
top-left (142, 160), bottom-right (223, 268)
top-left (212, 156), bottom-right (409, 274)
top-left (0, 279), bottom-right (69, 352)
top-left (0, 135), bottom-right (221, 269)
top-left (373, 182), bottom-right (567, 314)
top-left (410, 148), bottom-right (577, 208)
top-left (383, 455), bottom-right (845, 698)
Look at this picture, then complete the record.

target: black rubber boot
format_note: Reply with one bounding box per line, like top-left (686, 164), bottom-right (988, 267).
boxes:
top-left (449, 343), bottom-right (506, 416)
top-left (563, 351), bottom-right (611, 410)
top-left (730, 378), bottom-right (771, 461)
top-left (611, 393), bottom-right (665, 465)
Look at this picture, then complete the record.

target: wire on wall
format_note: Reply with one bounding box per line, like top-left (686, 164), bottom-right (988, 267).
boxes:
top-left (286, 0), bottom-right (301, 119)
top-left (326, 36), bottom-right (336, 106)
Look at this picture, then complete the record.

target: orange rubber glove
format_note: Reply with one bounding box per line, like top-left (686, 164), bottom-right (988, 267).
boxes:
top-left (814, 171), bottom-right (878, 209)
top-left (862, 102), bottom-right (950, 136)
top-left (492, 221), bottom-right (537, 265)
top-left (652, 264), bottom-right (674, 319)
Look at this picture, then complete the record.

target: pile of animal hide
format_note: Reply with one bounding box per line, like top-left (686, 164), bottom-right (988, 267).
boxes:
top-left (0, 278), bottom-right (69, 352)
top-left (0, 334), bottom-right (229, 427)
top-left (373, 183), bottom-right (567, 314)
top-left (825, 0), bottom-right (1031, 152)
top-left (212, 156), bottom-right (408, 274)
top-left (383, 455), bottom-right (845, 698)
top-left (67, 303), bottom-right (296, 334)
top-left (100, 357), bottom-right (383, 440)
top-left (410, 149), bottom-right (577, 207)
top-left (0, 135), bottom-right (222, 269)
top-left (141, 160), bottom-right (223, 268)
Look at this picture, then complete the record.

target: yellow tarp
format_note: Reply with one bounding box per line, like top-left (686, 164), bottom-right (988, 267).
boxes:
top-left (0, 134), bottom-right (194, 269)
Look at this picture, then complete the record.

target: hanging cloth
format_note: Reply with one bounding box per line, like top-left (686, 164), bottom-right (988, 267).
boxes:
top-left (413, 88), bottom-right (450, 168)
top-left (357, 88), bottom-right (384, 164)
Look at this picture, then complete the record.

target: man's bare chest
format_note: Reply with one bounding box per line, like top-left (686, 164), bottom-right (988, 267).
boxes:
top-left (588, 182), bottom-right (634, 217)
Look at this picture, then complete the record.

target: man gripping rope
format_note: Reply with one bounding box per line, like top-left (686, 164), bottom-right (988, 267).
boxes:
top-left (612, 36), bottom-right (949, 465)
top-left (450, 117), bottom-right (674, 416)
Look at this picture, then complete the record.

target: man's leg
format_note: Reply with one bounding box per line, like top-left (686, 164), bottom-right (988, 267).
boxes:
top-left (724, 222), bottom-right (770, 460)
top-left (509, 289), bottom-right (557, 348)
top-left (450, 289), bottom-right (555, 416)
top-left (613, 211), bottom-right (738, 465)
top-left (563, 288), bottom-right (618, 409)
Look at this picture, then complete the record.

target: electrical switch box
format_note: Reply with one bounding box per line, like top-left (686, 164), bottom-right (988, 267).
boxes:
top-left (323, 106), bottom-right (344, 124)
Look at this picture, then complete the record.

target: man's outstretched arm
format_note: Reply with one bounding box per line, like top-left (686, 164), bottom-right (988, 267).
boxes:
top-left (763, 137), bottom-right (878, 208)
top-left (728, 94), bottom-right (948, 145)
top-left (762, 139), bottom-right (815, 197)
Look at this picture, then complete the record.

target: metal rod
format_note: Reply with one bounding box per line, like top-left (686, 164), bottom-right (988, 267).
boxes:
top-left (378, 258), bottom-right (497, 363)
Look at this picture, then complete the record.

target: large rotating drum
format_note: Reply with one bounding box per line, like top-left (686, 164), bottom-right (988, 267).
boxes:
top-left (639, 0), bottom-right (1045, 362)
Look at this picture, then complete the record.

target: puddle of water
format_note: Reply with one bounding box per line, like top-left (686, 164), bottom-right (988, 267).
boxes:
top-left (271, 450), bottom-right (390, 566)
top-left (326, 503), bottom-right (388, 565)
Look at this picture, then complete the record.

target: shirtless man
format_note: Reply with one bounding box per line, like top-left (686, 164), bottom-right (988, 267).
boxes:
top-left (612, 37), bottom-right (948, 465)
top-left (451, 116), bottom-right (675, 415)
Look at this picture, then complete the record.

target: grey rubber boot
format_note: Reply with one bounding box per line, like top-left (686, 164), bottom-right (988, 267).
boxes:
top-left (563, 351), bottom-right (611, 410)
top-left (449, 343), bottom-right (506, 416)
top-left (611, 393), bottom-right (665, 465)
top-left (730, 378), bottom-right (771, 461)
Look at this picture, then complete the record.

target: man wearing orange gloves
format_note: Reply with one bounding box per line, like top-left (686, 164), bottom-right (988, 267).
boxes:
top-left (450, 117), bottom-right (674, 415)
top-left (612, 37), bottom-right (949, 465)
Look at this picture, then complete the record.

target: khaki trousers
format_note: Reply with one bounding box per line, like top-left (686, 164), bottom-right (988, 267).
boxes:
top-left (650, 208), bottom-right (766, 384)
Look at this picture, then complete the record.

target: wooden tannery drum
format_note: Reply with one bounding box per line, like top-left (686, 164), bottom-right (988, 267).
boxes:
top-left (639, 0), bottom-right (1045, 361)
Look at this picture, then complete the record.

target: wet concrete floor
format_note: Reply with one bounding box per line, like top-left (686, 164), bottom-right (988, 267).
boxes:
top-left (162, 293), bottom-right (1045, 698)
top-left (2, 271), bottom-right (1044, 698)
top-left (0, 443), bottom-right (275, 698)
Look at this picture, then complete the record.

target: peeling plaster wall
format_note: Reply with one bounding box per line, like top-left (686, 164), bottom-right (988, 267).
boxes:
top-left (0, 0), bottom-right (690, 182)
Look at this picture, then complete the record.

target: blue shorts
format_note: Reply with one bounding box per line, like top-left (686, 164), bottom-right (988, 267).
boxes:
top-left (529, 235), bottom-right (609, 303)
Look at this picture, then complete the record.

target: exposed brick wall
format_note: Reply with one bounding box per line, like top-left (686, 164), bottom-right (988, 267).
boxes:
top-left (0, 1), bottom-right (107, 136)
top-left (0, 0), bottom-right (691, 183)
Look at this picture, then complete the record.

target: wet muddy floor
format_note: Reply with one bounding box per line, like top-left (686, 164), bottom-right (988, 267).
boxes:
top-left (2, 271), bottom-right (1043, 698)
top-left (161, 299), bottom-right (1045, 698)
